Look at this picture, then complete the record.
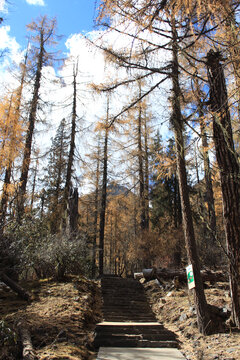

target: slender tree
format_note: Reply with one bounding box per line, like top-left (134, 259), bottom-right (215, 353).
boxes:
top-left (99, 98), bottom-right (110, 276)
top-left (64, 61), bottom-right (78, 204)
top-left (18, 15), bottom-right (59, 221)
top-left (96, 0), bottom-right (214, 333)
top-left (44, 118), bottom-right (68, 233)
top-left (0, 89), bottom-right (25, 231)
top-left (206, 49), bottom-right (240, 328)
top-left (92, 138), bottom-right (101, 278)
top-left (170, 13), bottom-right (211, 334)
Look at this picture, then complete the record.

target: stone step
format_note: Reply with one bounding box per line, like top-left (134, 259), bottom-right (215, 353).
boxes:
top-left (94, 338), bottom-right (178, 348)
top-left (102, 308), bottom-right (152, 314)
top-left (95, 325), bottom-right (169, 335)
top-left (102, 306), bottom-right (154, 316)
top-left (95, 277), bottom-right (179, 352)
top-left (102, 313), bottom-right (154, 318)
top-left (102, 284), bottom-right (144, 288)
top-left (103, 297), bottom-right (146, 301)
top-left (102, 312), bottom-right (155, 318)
top-left (102, 302), bottom-right (148, 307)
top-left (97, 347), bottom-right (186, 360)
top-left (103, 318), bottom-right (157, 322)
top-left (102, 301), bottom-right (148, 307)
top-left (95, 333), bottom-right (176, 342)
top-left (103, 313), bottom-right (155, 322)
top-left (102, 292), bottom-right (145, 296)
top-left (95, 323), bottom-right (165, 332)
top-left (102, 291), bottom-right (145, 297)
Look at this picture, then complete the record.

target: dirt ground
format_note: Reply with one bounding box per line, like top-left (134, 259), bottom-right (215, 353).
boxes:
top-left (1, 275), bottom-right (240, 360)
top-left (0, 276), bottom-right (102, 360)
top-left (144, 279), bottom-right (240, 360)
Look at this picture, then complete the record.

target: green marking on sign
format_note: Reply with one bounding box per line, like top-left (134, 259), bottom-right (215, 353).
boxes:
top-left (187, 271), bottom-right (194, 283)
top-left (186, 264), bottom-right (195, 289)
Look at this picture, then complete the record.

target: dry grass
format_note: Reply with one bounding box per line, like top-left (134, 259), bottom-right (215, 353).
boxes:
top-left (144, 280), bottom-right (240, 360)
top-left (0, 276), bottom-right (102, 360)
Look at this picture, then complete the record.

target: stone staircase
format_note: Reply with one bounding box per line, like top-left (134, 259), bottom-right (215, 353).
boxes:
top-left (94, 276), bottom-right (178, 349)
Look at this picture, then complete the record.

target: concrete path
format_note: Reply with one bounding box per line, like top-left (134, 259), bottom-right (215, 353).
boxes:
top-left (97, 347), bottom-right (186, 360)
top-left (95, 277), bottom-right (186, 359)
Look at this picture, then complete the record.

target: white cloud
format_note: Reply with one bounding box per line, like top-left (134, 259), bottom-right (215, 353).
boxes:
top-left (0, 26), bottom-right (21, 56)
top-left (25, 0), bottom-right (45, 6)
top-left (0, 20), bottom-right (170, 193)
top-left (0, 0), bottom-right (8, 13)
top-left (0, 26), bottom-right (24, 93)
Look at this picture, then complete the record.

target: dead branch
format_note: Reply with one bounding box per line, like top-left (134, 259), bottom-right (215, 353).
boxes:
top-left (0, 272), bottom-right (30, 301)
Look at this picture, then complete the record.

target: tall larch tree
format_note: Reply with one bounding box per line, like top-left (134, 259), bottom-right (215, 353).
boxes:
top-left (64, 61), bottom-right (78, 218)
top-left (96, 0), bottom-right (217, 333)
top-left (0, 91), bottom-right (25, 231)
top-left (169, 12), bottom-right (212, 334)
top-left (99, 97), bottom-right (110, 276)
top-left (18, 15), bottom-right (59, 221)
top-left (206, 49), bottom-right (240, 328)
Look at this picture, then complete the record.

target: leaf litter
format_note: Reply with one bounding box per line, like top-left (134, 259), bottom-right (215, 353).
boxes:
top-left (144, 279), bottom-right (240, 360)
top-left (0, 276), bottom-right (102, 360)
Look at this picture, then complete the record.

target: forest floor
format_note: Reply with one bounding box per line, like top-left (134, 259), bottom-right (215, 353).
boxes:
top-left (0, 276), bottom-right (102, 360)
top-left (144, 278), bottom-right (240, 360)
top-left (1, 274), bottom-right (240, 360)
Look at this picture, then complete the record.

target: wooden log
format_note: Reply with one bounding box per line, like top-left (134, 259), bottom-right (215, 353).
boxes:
top-left (0, 272), bottom-right (30, 301)
top-left (154, 268), bottom-right (227, 283)
top-left (18, 323), bottom-right (37, 360)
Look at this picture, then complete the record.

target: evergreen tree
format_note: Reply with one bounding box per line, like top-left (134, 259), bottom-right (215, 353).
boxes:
top-left (44, 118), bottom-right (68, 233)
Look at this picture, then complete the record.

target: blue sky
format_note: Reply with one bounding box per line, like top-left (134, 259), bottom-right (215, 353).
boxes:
top-left (2, 0), bottom-right (99, 51)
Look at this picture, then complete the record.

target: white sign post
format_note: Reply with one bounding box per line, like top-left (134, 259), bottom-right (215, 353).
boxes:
top-left (186, 264), bottom-right (195, 290)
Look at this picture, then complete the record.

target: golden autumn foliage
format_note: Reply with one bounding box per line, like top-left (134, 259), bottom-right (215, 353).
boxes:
top-left (0, 91), bottom-right (25, 176)
top-left (98, 0), bottom-right (234, 29)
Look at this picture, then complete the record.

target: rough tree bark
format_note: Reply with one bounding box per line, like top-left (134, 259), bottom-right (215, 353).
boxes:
top-left (0, 95), bottom-right (14, 232)
top-left (137, 83), bottom-right (146, 231)
top-left (64, 63), bottom-right (77, 202)
top-left (195, 77), bottom-right (217, 250)
top-left (99, 99), bottom-right (109, 276)
top-left (0, 272), bottom-right (30, 301)
top-left (18, 32), bottom-right (44, 222)
top-left (18, 322), bottom-right (36, 360)
top-left (69, 187), bottom-right (79, 235)
top-left (171, 14), bottom-right (212, 335)
top-left (206, 49), bottom-right (240, 328)
top-left (92, 140), bottom-right (100, 278)
top-left (30, 157), bottom-right (38, 212)
top-left (143, 112), bottom-right (150, 230)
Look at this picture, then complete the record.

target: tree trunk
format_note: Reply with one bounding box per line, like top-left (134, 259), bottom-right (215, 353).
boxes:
top-left (224, 5), bottom-right (240, 118)
top-left (194, 76), bottom-right (217, 250)
top-left (62, 64), bottom-right (78, 235)
top-left (0, 272), bottom-right (30, 301)
top-left (92, 141), bottom-right (100, 278)
top-left (99, 100), bottom-right (109, 276)
top-left (137, 84), bottom-right (146, 230)
top-left (194, 146), bottom-right (209, 243)
top-left (18, 34), bottom-right (44, 222)
top-left (69, 187), bottom-right (79, 235)
top-left (171, 14), bottom-right (211, 335)
top-left (64, 63), bottom-right (77, 210)
top-left (200, 117), bottom-right (217, 244)
top-left (206, 49), bottom-right (240, 328)
top-left (0, 95), bottom-right (14, 232)
top-left (150, 268), bottom-right (227, 283)
top-left (0, 163), bottom-right (12, 234)
top-left (30, 157), bottom-right (38, 212)
top-left (143, 112), bottom-right (150, 230)
top-left (18, 322), bottom-right (36, 360)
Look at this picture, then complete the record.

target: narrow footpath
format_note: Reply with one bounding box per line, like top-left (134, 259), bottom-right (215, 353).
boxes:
top-left (94, 276), bottom-right (186, 359)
